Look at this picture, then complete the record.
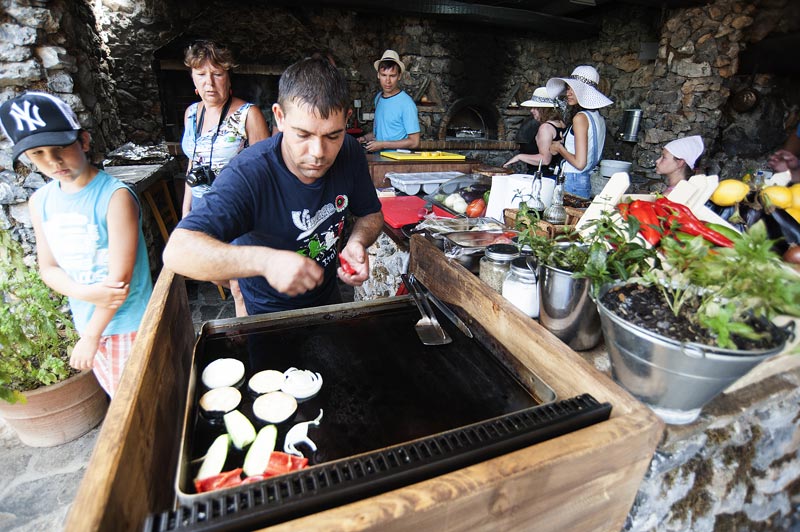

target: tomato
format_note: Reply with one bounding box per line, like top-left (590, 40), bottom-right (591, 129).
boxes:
top-left (466, 198), bottom-right (486, 218)
top-left (339, 256), bottom-right (357, 275)
top-left (194, 468), bottom-right (244, 493)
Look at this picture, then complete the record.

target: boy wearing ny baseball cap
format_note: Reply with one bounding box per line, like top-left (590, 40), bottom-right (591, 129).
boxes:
top-left (0, 91), bottom-right (152, 398)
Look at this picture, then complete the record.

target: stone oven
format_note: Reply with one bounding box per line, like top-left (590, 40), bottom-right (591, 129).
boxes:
top-left (438, 97), bottom-right (504, 142)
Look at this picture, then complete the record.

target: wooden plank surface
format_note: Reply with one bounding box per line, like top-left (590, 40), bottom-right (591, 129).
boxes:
top-left (65, 269), bottom-right (195, 532)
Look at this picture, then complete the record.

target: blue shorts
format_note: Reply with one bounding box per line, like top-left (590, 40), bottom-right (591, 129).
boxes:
top-left (563, 172), bottom-right (591, 198)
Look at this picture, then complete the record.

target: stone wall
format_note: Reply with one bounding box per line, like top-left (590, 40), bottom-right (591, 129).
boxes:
top-left (0, 0), bottom-right (122, 256)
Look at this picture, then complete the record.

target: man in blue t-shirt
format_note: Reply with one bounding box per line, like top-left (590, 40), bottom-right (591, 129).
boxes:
top-left (164, 58), bottom-right (384, 315)
top-left (359, 50), bottom-right (420, 152)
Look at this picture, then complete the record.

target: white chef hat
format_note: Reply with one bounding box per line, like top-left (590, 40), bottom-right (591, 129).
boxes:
top-left (664, 135), bottom-right (704, 168)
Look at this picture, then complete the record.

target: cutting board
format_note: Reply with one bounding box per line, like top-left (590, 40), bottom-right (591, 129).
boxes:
top-left (380, 151), bottom-right (466, 161)
top-left (380, 196), bottom-right (455, 228)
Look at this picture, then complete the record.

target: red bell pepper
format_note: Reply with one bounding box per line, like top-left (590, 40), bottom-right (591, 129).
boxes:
top-left (339, 256), bottom-right (357, 275)
top-left (194, 468), bottom-right (244, 493)
top-left (627, 200), bottom-right (663, 245)
top-left (654, 197), bottom-right (734, 247)
top-left (264, 452), bottom-right (308, 477)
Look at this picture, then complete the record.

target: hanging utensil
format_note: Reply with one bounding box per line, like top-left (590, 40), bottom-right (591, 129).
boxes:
top-left (409, 274), bottom-right (473, 338)
top-left (401, 274), bottom-right (452, 345)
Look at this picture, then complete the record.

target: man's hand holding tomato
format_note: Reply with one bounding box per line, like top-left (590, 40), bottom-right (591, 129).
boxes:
top-left (337, 241), bottom-right (370, 286)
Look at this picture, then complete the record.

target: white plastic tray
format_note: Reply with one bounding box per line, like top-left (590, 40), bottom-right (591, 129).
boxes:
top-left (387, 171), bottom-right (465, 195)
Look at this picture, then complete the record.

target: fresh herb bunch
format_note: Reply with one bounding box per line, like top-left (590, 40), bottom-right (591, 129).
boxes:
top-left (515, 203), bottom-right (589, 271)
top-left (645, 220), bottom-right (800, 348)
top-left (0, 229), bottom-right (78, 404)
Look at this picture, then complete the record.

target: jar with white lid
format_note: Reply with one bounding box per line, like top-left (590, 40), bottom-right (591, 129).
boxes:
top-left (502, 257), bottom-right (539, 318)
top-left (479, 243), bottom-right (519, 292)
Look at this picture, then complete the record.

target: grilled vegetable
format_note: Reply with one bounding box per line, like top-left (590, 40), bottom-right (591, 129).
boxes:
top-left (264, 451), bottom-right (308, 476)
top-left (253, 391), bottom-right (297, 423)
top-left (196, 434), bottom-right (230, 482)
top-left (201, 358), bottom-right (245, 389)
top-left (223, 409), bottom-right (257, 450)
top-left (243, 425), bottom-right (278, 477)
top-left (194, 468), bottom-right (243, 494)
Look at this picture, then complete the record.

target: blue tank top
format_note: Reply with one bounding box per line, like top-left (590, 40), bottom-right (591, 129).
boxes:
top-left (32, 171), bottom-right (153, 335)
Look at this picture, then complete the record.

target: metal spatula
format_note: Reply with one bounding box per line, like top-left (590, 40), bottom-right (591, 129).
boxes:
top-left (401, 274), bottom-right (452, 345)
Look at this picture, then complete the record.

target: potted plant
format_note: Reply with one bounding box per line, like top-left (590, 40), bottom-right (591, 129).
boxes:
top-left (0, 228), bottom-right (107, 446)
top-left (583, 199), bottom-right (800, 424)
top-left (514, 204), bottom-right (657, 351)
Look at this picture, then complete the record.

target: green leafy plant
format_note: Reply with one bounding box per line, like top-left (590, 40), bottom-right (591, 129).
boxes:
top-left (0, 229), bottom-right (78, 404)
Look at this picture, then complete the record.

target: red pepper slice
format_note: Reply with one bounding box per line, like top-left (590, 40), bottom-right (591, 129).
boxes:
top-left (264, 452), bottom-right (309, 477)
top-left (627, 200), bottom-right (662, 245)
top-left (194, 468), bottom-right (244, 493)
top-left (654, 197), bottom-right (734, 247)
top-left (339, 256), bottom-right (357, 275)
top-left (617, 202), bottom-right (630, 220)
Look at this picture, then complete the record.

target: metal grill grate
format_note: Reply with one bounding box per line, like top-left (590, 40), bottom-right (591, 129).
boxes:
top-left (144, 394), bottom-right (610, 532)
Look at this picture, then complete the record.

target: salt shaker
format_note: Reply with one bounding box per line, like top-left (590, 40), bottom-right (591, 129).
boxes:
top-left (479, 244), bottom-right (519, 293)
top-left (502, 257), bottom-right (540, 318)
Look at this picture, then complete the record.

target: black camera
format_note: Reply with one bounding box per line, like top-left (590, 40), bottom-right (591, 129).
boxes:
top-left (186, 165), bottom-right (216, 187)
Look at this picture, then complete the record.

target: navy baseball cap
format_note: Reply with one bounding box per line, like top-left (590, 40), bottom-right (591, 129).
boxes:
top-left (0, 91), bottom-right (81, 163)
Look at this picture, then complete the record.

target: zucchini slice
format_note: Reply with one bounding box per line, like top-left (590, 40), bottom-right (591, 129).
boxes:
top-left (196, 434), bottom-right (230, 481)
top-left (243, 425), bottom-right (278, 477)
top-left (223, 409), bottom-right (256, 450)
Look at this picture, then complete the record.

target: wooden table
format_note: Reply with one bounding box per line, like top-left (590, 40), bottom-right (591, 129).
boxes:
top-left (366, 153), bottom-right (483, 188)
top-left (66, 237), bottom-right (662, 532)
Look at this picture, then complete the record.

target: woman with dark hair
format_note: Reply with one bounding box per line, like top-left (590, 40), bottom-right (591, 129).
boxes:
top-left (546, 65), bottom-right (613, 198)
top-left (181, 40), bottom-right (270, 316)
top-left (503, 87), bottom-right (566, 175)
top-left (181, 40), bottom-right (270, 217)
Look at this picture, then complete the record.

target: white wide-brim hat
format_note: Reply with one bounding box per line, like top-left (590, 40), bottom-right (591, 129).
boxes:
top-left (546, 65), bottom-right (613, 110)
top-left (374, 49), bottom-right (405, 74)
top-left (521, 87), bottom-right (559, 108)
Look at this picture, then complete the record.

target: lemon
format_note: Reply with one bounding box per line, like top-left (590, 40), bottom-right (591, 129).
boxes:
top-left (761, 186), bottom-right (793, 209)
top-left (787, 207), bottom-right (800, 224)
top-left (710, 179), bottom-right (750, 206)
top-left (791, 183), bottom-right (800, 208)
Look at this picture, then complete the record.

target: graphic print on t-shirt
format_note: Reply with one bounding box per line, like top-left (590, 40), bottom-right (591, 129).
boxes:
top-left (293, 194), bottom-right (349, 268)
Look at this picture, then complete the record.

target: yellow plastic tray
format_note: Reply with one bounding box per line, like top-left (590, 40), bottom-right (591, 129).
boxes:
top-left (379, 150), bottom-right (466, 161)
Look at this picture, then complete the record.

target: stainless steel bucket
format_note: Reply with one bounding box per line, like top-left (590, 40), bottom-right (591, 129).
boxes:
top-left (595, 283), bottom-right (785, 424)
top-left (538, 247), bottom-right (601, 351)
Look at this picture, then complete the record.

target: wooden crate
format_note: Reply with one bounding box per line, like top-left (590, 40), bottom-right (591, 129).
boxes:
top-left (504, 206), bottom-right (585, 238)
top-left (66, 241), bottom-right (662, 532)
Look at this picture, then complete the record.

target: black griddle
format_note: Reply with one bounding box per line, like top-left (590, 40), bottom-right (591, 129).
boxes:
top-left (156, 298), bottom-right (609, 531)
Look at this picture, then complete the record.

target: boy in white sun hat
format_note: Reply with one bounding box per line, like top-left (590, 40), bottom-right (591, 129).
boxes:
top-left (0, 91), bottom-right (152, 399)
top-left (503, 87), bottom-right (566, 175)
top-left (656, 135), bottom-right (705, 194)
top-left (547, 65), bottom-right (614, 198)
top-left (358, 49), bottom-right (420, 152)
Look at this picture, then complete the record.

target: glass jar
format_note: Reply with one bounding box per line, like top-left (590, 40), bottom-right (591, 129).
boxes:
top-left (502, 257), bottom-right (539, 318)
top-left (479, 243), bottom-right (519, 292)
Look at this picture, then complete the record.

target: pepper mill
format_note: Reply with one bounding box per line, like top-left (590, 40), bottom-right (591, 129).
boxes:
top-left (543, 170), bottom-right (567, 225)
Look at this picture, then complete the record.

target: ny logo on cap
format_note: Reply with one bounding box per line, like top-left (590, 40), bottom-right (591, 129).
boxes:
top-left (8, 101), bottom-right (47, 132)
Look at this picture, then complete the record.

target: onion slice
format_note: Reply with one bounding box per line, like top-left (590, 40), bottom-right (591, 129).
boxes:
top-left (252, 391), bottom-right (298, 424)
top-left (281, 367), bottom-right (323, 400)
top-left (248, 370), bottom-right (285, 395)
top-left (202, 358), bottom-right (245, 389)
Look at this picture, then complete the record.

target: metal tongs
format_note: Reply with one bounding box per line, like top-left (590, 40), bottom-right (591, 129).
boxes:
top-left (401, 274), bottom-right (452, 345)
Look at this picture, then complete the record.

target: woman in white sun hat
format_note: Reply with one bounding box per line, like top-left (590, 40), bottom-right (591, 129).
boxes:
top-left (503, 87), bottom-right (566, 175)
top-left (656, 135), bottom-right (704, 195)
top-left (547, 65), bottom-right (613, 198)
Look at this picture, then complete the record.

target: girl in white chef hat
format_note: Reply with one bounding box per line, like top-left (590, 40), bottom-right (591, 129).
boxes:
top-left (546, 65), bottom-right (613, 198)
top-left (655, 135), bottom-right (705, 195)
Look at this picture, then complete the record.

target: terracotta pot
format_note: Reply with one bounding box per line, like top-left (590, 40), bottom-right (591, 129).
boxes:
top-left (0, 370), bottom-right (108, 447)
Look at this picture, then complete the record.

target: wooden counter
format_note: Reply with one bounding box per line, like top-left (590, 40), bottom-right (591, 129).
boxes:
top-left (66, 237), bottom-right (662, 532)
top-left (366, 153), bottom-right (482, 188)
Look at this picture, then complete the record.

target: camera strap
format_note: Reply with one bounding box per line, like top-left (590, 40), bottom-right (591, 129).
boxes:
top-left (190, 96), bottom-right (233, 171)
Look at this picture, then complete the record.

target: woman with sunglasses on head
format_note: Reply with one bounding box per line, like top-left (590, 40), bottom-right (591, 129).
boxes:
top-left (181, 40), bottom-right (270, 217)
top-left (503, 87), bottom-right (566, 175)
top-left (181, 40), bottom-right (270, 316)
top-left (546, 65), bottom-right (613, 198)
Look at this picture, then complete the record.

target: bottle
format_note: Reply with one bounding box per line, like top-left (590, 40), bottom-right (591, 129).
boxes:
top-left (480, 243), bottom-right (520, 293)
top-left (527, 160), bottom-right (546, 216)
top-left (502, 257), bottom-right (540, 318)
top-left (543, 169), bottom-right (567, 225)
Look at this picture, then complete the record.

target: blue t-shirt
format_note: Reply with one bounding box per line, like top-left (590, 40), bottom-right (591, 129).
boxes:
top-left (374, 90), bottom-right (420, 142)
top-left (177, 133), bottom-right (382, 314)
top-left (32, 170), bottom-right (153, 335)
